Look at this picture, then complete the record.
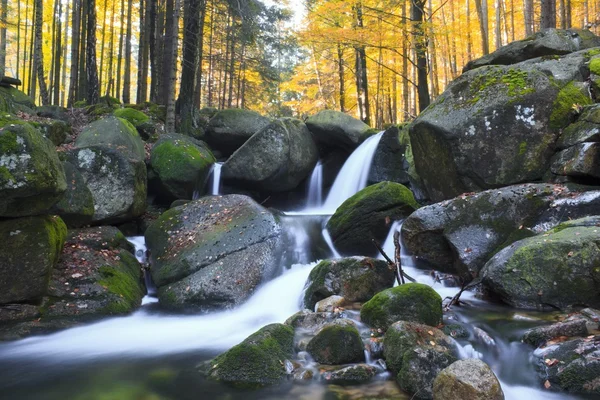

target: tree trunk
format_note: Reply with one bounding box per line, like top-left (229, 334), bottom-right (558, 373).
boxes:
top-left (524, 0), bottom-right (533, 35)
top-left (337, 43), bottom-right (345, 112)
top-left (68, 0), bottom-right (81, 106)
top-left (354, 1), bottom-right (370, 125)
top-left (412, 0), bottom-right (430, 112)
top-left (162, 0), bottom-right (175, 106)
top-left (165, 0), bottom-right (180, 133)
top-left (86, 0), bottom-right (99, 104)
top-left (402, 0), bottom-right (410, 119)
top-left (540, 0), bottom-right (557, 29)
top-left (116, 0), bottom-right (125, 101)
top-left (78, 0), bottom-right (88, 101)
top-left (98, 0), bottom-right (108, 93)
top-left (34, 0), bottom-right (49, 105)
top-left (53, 0), bottom-right (62, 105)
top-left (0, 0), bottom-right (8, 79)
top-left (105, 0), bottom-right (116, 96)
top-left (29, 0), bottom-right (37, 100)
top-left (495, 0), bottom-right (502, 49)
top-left (123, 0), bottom-right (133, 103)
top-left (194, 1), bottom-right (207, 108)
top-left (475, 0), bottom-right (490, 54)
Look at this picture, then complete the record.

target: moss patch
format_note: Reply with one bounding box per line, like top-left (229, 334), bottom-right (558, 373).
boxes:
top-left (550, 81), bottom-right (593, 131)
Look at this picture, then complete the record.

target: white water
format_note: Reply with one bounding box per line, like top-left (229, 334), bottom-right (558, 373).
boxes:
top-left (127, 236), bottom-right (158, 304)
top-left (305, 161), bottom-right (323, 208)
top-left (210, 162), bottom-right (223, 195)
top-left (0, 262), bottom-right (316, 362)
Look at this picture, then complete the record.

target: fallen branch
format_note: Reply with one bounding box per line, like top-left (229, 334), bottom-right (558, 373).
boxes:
top-left (393, 231), bottom-right (405, 285)
top-left (443, 277), bottom-right (481, 310)
top-left (371, 237), bottom-right (415, 285)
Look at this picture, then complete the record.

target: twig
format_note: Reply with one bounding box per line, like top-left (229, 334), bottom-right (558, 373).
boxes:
top-left (371, 237), bottom-right (416, 284)
top-left (443, 277), bottom-right (481, 310)
top-left (393, 231), bottom-right (405, 285)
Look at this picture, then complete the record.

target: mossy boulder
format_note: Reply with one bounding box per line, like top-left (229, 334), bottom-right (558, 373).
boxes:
top-left (203, 323), bottom-right (294, 388)
top-left (410, 50), bottom-right (591, 201)
top-left (402, 183), bottom-right (600, 279)
top-left (305, 110), bottom-right (372, 151)
top-left (145, 195), bottom-right (283, 310)
top-left (66, 146), bottom-right (147, 224)
top-left (522, 318), bottom-right (589, 347)
top-left (0, 115), bottom-right (67, 217)
top-left (149, 133), bottom-right (215, 200)
top-left (303, 257), bottom-right (395, 310)
top-left (360, 283), bottom-right (442, 331)
top-left (75, 116), bottom-right (146, 161)
top-left (433, 359), bottom-right (504, 400)
top-left (0, 86), bottom-right (36, 114)
top-left (551, 142), bottom-right (600, 179)
top-left (113, 107), bottom-right (150, 127)
top-left (556, 104), bottom-right (600, 149)
top-left (0, 215), bottom-right (67, 304)
top-left (50, 161), bottom-right (95, 227)
top-left (481, 221), bottom-right (600, 310)
top-left (205, 108), bottom-right (270, 155)
top-left (31, 119), bottom-right (71, 146)
top-left (368, 125), bottom-right (410, 186)
top-left (306, 320), bottom-right (365, 365)
top-left (463, 28), bottom-right (600, 72)
top-left (36, 105), bottom-right (69, 122)
top-left (326, 182), bottom-right (418, 256)
top-left (221, 118), bottom-right (318, 192)
top-left (532, 334), bottom-right (600, 395)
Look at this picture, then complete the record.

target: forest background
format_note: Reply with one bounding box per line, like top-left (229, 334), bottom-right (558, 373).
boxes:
top-left (0, 0), bottom-right (597, 133)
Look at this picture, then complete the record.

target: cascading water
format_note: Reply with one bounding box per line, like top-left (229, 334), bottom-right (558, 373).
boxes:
top-left (305, 161), bottom-right (323, 208)
top-left (210, 162), bottom-right (223, 195)
top-left (127, 236), bottom-right (158, 304)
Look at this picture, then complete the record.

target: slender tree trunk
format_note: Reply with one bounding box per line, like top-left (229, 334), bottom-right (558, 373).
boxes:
top-left (412, 0), bottom-right (430, 112)
top-left (53, 1), bottom-right (62, 105)
top-left (149, 0), bottom-right (158, 102)
top-left (68, 0), bottom-right (81, 106)
top-left (98, 0), bottom-right (107, 93)
top-left (86, 0), bottom-right (99, 104)
top-left (475, 0), bottom-right (490, 54)
top-left (165, 0), bottom-right (180, 133)
top-left (116, 0), bottom-right (125, 101)
top-left (78, 0), bottom-right (88, 101)
top-left (427, 0), bottom-right (438, 98)
top-left (34, 0), bottom-right (49, 105)
top-left (152, 0), bottom-right (166, 102)
top-left (566, 0), bottom-right (571, 28)
top-left (29, 0), bottom-right (37, 100)
top-left (402, 0), bottom-right (410, 119)
top-left (105, 0), bottom-right (116, 96)
top-left (495, 0), bottom-right (502, 49)
top-left (0, 0), bottom-right (7, 79)
top-left (540, 0), bottom-right (557, 29)
top-left (207, 1), bottom-right (215, 107)
top-left (162, 0), bottom-right (175, 106)
top-left (227, 34), bottom-right (236, 108)
top-left (524, 0), bottom-right (534, 35)
top-left (16, 0), bottom-right (21, 80)
top-left (354, 1), bottom-right (370, 125)
top-left (194, 1), bottom-right (207, 108)
top-left (337, 43), bottom-right (345, 112)
top-left (123, 0), bottom-right (133, 103)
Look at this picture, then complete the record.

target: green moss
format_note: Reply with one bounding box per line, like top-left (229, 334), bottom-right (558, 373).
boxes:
top-left (306, 323), bottom-right (364, 365)
top-left (114, 108), bottom-right (150, 127)
top-left (0, 129), bottom-right (19, 153)
top-left (98, 253), bottom-right (144, 314)
top-left (550, 82), bottom-right (593, 131)
top-left (467, 67), bottom-right (536, 106)
top-left (150, 138), bottom-right (215, 181)
top-left (586, 49), bottom-right (600, 59)
top-left (519, 141), bottom-right (527, 156)
top-left (590, 58), bottom-right (600, 76)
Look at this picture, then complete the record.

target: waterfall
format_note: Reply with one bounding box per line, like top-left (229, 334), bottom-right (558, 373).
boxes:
top-left (210, 162), bottom-right (223, 195)
top-left (127, 236), bottom-right (158, 304)
top-left (305, 161), bottom-right (323, 208)
top-left (321, 131), bottom-right (384, 214)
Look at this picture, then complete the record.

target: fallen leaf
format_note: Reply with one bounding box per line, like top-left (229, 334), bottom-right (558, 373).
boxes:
top-left (544, 380), bottom-right (552, 389)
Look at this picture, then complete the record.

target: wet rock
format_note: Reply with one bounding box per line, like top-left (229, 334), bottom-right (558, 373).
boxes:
top-left (149, 133), bottom-right (215, 200)
top-left (145, 195), bottom-right (283, 311)
top-left (66, 146), bottom-right (147, 224)
top-left (433, 359), bottom-right (504, 400)
top-left (463, 28), bottom-right (600, 72)
top-left (221, 118), bottom-right (318, 192)
top-left (481, 220), bottom-right (600, 310)
top-left (556, 104), bottom-right (600, 149)
top-left (327, 182), bottom-right (419, 256)
top-left (360, 283), bottom-right (443, 331)
top-left (303, 257), bottom-right (395, 311)
top-left (306, 320), bottom-right (365, 365)
top-left (205, 108), bottom-right (271, 155)
top-left (402, 184), bottom-right (600, 278)
top-left (202, 323), bottom-right (294, 388)
top-left (322, 364), bottom-right (377, 385)
top-left (368, 125), bottom-right (410, 185)
top-left (0, 215), bottom-right (67, 304)
top-left (550, 142), bottom-right (600, 179)
top-left (284, 310), bottom-right (343, 332)
top-left (305, 110), bottom-right (373, 152)
top-left (50, 161), bottom-right (95, 227)
top-left (523, 319), bottom-right (589, 347)
top-left (75, 116), bottom-right (146, 161)
top-left (0, 115), bottom-right (67, 217)
top-left (315, 295), bottom-right (346, 313)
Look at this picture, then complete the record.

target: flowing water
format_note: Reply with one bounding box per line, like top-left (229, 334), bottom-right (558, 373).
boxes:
top-left (0, 132), bottom-right (585, 400)
top-left (209, 162), bottom-right (223, 196)
top-left (306, 161), bottom-right (323, 208)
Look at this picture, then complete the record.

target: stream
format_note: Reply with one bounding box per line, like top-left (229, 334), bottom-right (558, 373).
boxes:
top-left (0, 133), bottom-right (585, 400)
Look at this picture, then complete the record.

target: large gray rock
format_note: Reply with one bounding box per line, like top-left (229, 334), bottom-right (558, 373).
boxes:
top-left (433, 359), bottom-right (504, 400)
top-left (0, 86), bottom-right (36, 114)
top-left (66, 146), bottom-right (147, 224)
top-left (75, 116), bottom-right (146, 161)
top-left (402, 184), bottom-right (600, 278)
top-left (306, 110), bottom-right (372, 151)
top-left (481, 220), bottom-right (600, 310)
top-left (205, 108), bottom-right (271, 155)
top-left (145, 195), bottom-right (283, 310)
top-left (50, 161), bottom-right (95, 227)
top-left (410, 51), bottom-right (592, 201)
top-left (303, 257), bottom-right (395, 310)
top-left (221, 118), bottom-right (318, 192)
top-left (368, 126), bottom-right (410, 185)
top-left (0, 116), bottom-right (67, 217)
top-left (150, 134), bottom-right (215, 200)
top-left (0, 216), bottom-right (67, 304)
top-left (556, 104), bottom-right (600, 149)
top-left (551, 142), bottom-right (600, 179)
top-left (326, 182), bottom-right (419, 256)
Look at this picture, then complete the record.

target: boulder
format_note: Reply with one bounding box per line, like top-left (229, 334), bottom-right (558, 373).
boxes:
top-left (402, 184), bottom-right (600, 278)
top-left (221, 118), bottom-right (318, 192)
top-left (360, 283), bottom-right (443, 331)
top-left (205, 108), bottom-right (270, 155)
top-left (75, 116), bottom-right (146, 161)
top-left (36, 105), bottom-right (69, 122)
top-left (327, 182), bottom-right (419, 256)
top-left (203, 323), bottom-right (294, 388)
top-left (113, 108), bottom-right (154, 140)
top-left (50, 161), bottom-right (95, 227)
top-left (0, 86), bottom-right (36, 114)
top-left (306, 320), bottom-right (365, 365)
top-left (523, 319), bottom-right (589, 347)
top-left (303, 257), bottom-right (395, 310)
top-left (556, 104), bottom-right (600, 149)
top-left (481, 219), bottom-right (600, 310)
top-left (31, 119), bottom-right (71, 146)
top-left (368, 125), bottom-right (410, 185)
top-left (66, 146), bottom-right (147, 224)
top-left (0, 216), bottom-right (67, 304)
top-left (432, 359), bottom-right (504, 400)
top-left (322, 364), bottom-right (377, 384)
top-left (315, 295), bottom-right (346, 312)
top-left (306, 110), bottom-right (372, 151)
top-left (550, 143), bottom-right (600, 179)
top-left (383, 322), bottom-right (458, 399)
top-left (149, 133), bottom-right (215, 200)
top-left (0, 115), bottom-right (67, 217)
top-left (410, 51), bottom-right (592, 202)
top-left (284, 309), bottom-right (344, 333)
top-left (463, 29), bottom-right (600, 72)
top-left (145, 195), bottom-right (283, 310)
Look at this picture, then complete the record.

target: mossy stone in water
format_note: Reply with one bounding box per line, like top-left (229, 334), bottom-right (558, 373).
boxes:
top-left (433, 359), bottom-right (504, 400)
top-left (306, 321), bottom-right (365, 365)
top-left (360, 283), bottom-right (443, 331)
top-left (204, 323), bottom-right (294, 388)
